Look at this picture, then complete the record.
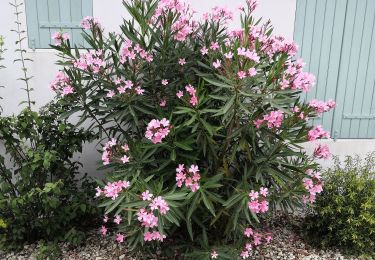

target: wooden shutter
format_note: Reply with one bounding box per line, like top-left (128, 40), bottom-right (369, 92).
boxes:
top-left (294, 0), bottom-right (375, 138)
top-left (25, 0), bottom-right (93, 49)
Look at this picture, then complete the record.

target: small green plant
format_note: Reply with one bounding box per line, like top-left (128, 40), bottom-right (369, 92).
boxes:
top-left (0, 101), bottom-right (98, 250)
top-left (302, 153), bottom-right (375, 257)
top-left (35, 241), bottom-right (62, 260)
top-left (10, 0), bottom-right (34, 108)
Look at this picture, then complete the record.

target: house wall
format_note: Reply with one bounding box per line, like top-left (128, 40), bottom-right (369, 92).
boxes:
top-left (0, 0), bottom-right (373, 177)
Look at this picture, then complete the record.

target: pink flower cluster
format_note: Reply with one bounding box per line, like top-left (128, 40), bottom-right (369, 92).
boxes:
top-left (307, 125), bottom-right (330, 141)
top-left (49, 71), bottom-right (74, 97)
top-left (95, 180), bottom-right (130, 200)
top-left (101, 138), bottom-right (117, 165)
top-left (73, 50), bottom-right (106, 73)
top-left (99, 215), bottom-right (125, 243)
top-left (313, 144), bottom-right (330, 159)
top-left (137, 193), bottom-right (169, 242)
top-left (51, 31), bottom-right (69, 46)
top-left (153, 0), bottom-right (196, 42)
top-left (144, 231), bottom-right (166, 242)
top-left (120, 40), bottom-right (153, 64)
top-left (237, 47), bottom-right (260, 63)
top-left (80, 16), bottom-right (101, 30)
top-left (176, 164), bottom-right (200, 192)
top-left (302, 170), bottom-right (323, 203)
top-left (253, 110), bottom-right (284, 129)
top-left (237, 67), bottom-right (257, 79)
top-left (101, 139), bottom-right (131, 165)
top-left (283, 60), bottom-right (316, 92)
top-left (137, 208), bottom-right (159, 228)
top-left (308, 99), bottom-right (336, 115)
top-left (240, 227), bottom-right (272, 259)
top-left (203, 6), bottom-right (233, 23)
top-left (106, 77), bottom-right (145, 98)
top-left (176, 84), bottom-right (198, 106)
top-left (145, 118), bottom-right (171, 144)
top-left (261, 35), bottom-right (298, 58)
top-left (248, 187), bottom-right (269, 214)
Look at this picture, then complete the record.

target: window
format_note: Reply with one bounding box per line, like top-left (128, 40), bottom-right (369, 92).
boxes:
top-left (25, 0), bottom-right (93, 49)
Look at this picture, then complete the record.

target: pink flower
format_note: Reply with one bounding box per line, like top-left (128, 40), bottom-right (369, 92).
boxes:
top-left (144, 231), bottom-right (153, 241)
top-left (51, 32), bottom-right (69, 46)
top-left (137, 209), bottom-right (159, 228)
top-left (259, 187), bottom-right (268, 197)
top-left (201, 47), bottom-right (209, 55)
top-left (160, 99), bottom-right (167, 107)
top-left (249, 190), bottom-right (259, 200)
top-left (213, 59), bottom-right (221, 69)
top-left (73, 50), bottom-right (105, 73)
top-left (259, 200), bottom-right (269, 213)
top-left (253, 119), bottom-right (264, 129)
top-left (314, 144), bottom-right (330, 159)
top-left (116, 233), bottom-right (124, 243)
top-left (248, 200), bottom-right (260, 213)
top-left (102, 180), bottom-right (130, 200)
top-left (248, 67), bottom-right (257, 77)
top-left (145, 118), bottom-right (171, 144)
top-left (238, 71), bottom-right (247, 79)
top-left (210, 41), bottom-right (219, 50)
top-left (114, 214), bottom-right (122, 225)
top-left (106, 90), bottom-right (115, 98)
top-left (80, 16), bottom-right (101, 29)
top-left (162, 79), bottom-right (169, 86)
top-left (103, 215), bottom-right (108, 223)
top-left (100, 225), bottom-right (107, 236)
top-left (176, 90), bottom-right (184, 98)
top-left (61, 86), bottom-right (74, 96)
top-left (150, 196), bottom-right (170, 215)
top-left (121, 155), bottom-right (130, 164)
top-left (122, 144), bottom-right (129, 152)
top-left (141, 190), bottom-right (153, 201)
top-left (240, 250), bottom-right (249, 259)
top-left (307, 125), bottom-right (330, 141)
top-left (309, 99), bottom-right (336, 115)
top-left (179, 58), bottom-right (186, 65)
top-left (265, 233), bottom-right (273, 243)
top-left (253, 233), bottom-right (262, 245)
top-left (176, 164), bottom-right (200, 192)
top-left (135, 87), bottom-right (145, 95)
top-left (211, 250), bottom-right (218, 259)
top-left (95, 187), bottom-right (102, 198)
top-left (224, 52), bottom-right (233, 59)
top-left (244, 227), bottom-right (253, 237)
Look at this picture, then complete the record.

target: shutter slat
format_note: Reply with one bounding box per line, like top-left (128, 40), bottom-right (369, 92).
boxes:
top-left (25, 0), bottom-right (40, 49)
top-left (339, 0), bottom-right (366, 138)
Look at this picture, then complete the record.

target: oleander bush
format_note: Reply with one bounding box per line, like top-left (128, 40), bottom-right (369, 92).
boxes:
top-left (50, 0), bottom-right (336, 258)
top-left (303, 153), bottom-right (375, 257)
top-left (0, 101), bottom-right (98, 249)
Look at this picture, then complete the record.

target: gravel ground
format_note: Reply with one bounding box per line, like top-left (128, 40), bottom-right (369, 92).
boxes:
top-left (0, 216), bottom-right (360, 260)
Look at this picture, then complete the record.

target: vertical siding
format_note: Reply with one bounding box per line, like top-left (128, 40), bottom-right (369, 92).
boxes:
top-left (294, 0), bottom-right (345, 134)
top-left (294, 0), bottom-right (375, 138)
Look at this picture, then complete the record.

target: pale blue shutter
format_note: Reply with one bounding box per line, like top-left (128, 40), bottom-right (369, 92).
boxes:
top-left (25, 0), bottom-right (93, 49)
top-left (294, 0), bottom-right (375, 139)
